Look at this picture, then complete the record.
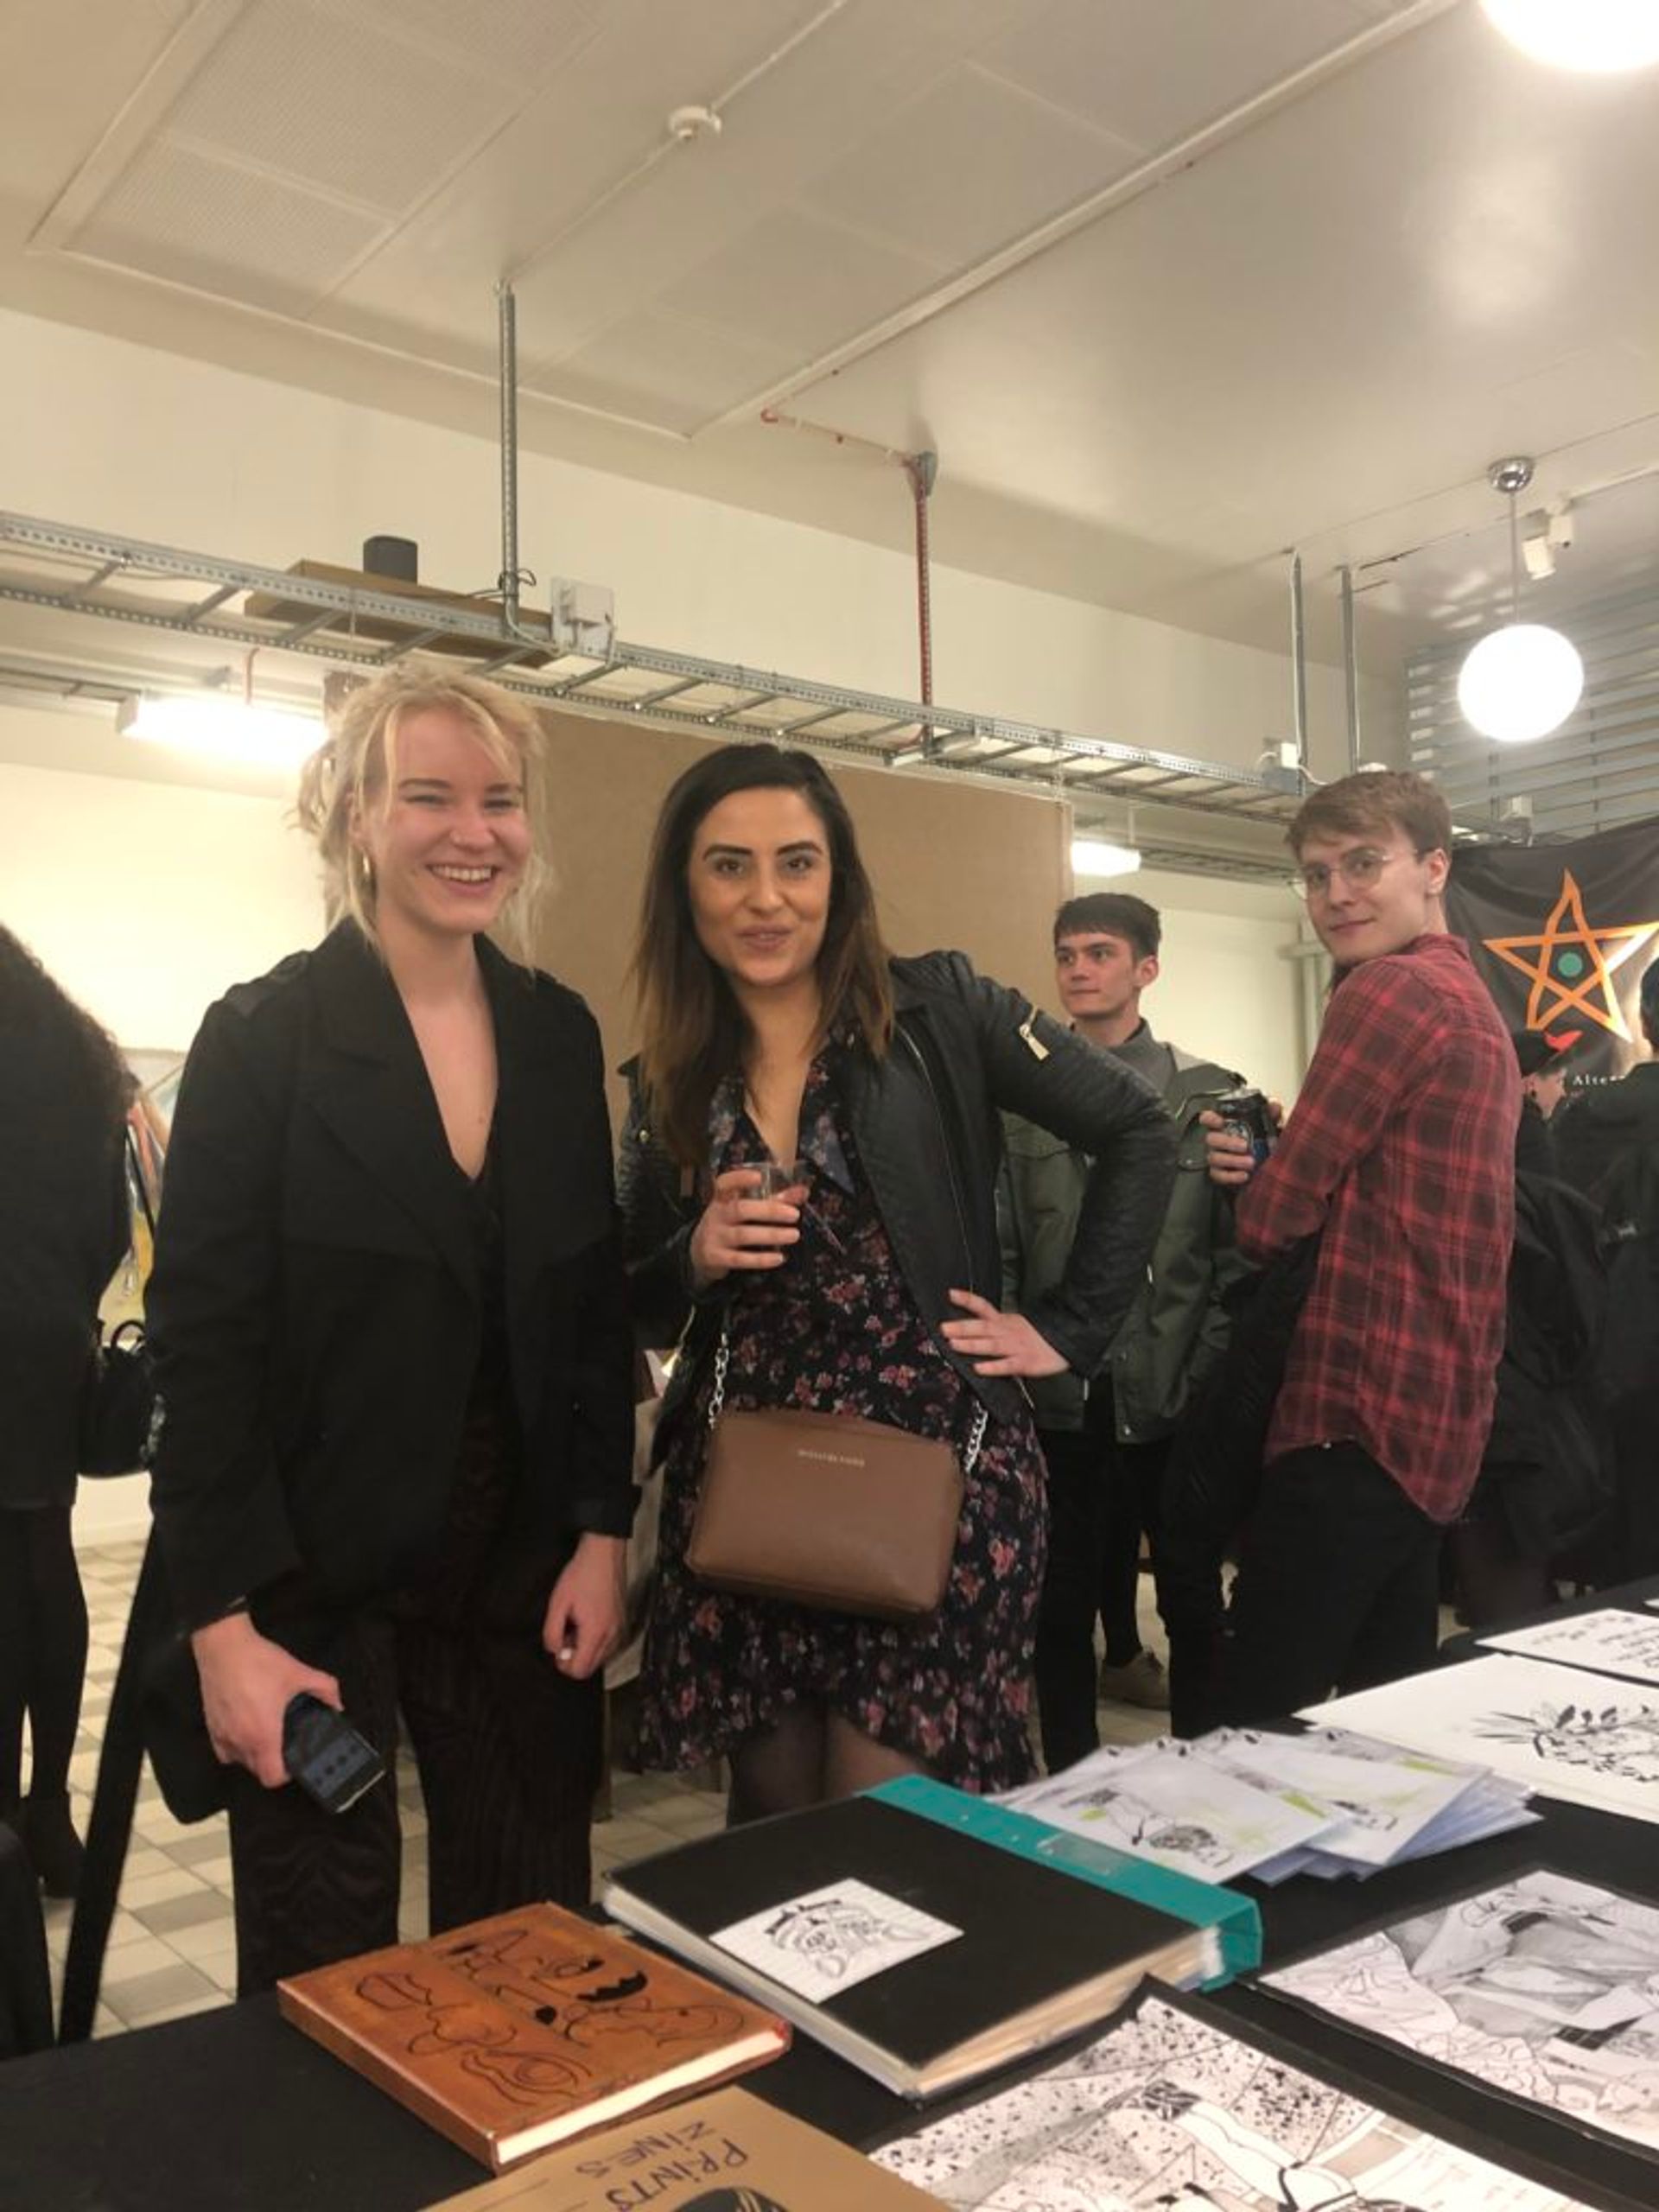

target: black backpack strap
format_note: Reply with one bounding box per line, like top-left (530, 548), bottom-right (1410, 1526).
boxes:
top-left (59, 1533), bottom-right (171, 2044)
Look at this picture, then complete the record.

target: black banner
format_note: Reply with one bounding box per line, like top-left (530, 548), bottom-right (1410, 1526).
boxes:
top-left (1446, 815), bottom-right (1659, 1081)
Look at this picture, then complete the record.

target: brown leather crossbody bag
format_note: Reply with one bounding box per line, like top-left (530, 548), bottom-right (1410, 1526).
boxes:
top-left (685, 1319), bottom-right (986, 1621)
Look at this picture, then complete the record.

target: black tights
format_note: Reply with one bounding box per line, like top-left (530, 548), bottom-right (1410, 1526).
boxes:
top-left (727, 1704), bottom-right (928, 1827)
top-left (0, 1506), bottom-right (88, 1813)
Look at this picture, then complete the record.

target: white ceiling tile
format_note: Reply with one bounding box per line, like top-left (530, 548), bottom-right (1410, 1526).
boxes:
top-left (801, 62), bottom-right (1139, 270)
top-left (314, 0), bottom-right (601, 85)
top-left (979, 0), bottom-right (1392, 151)
top-left (655, 211), bottom-right (943, 360)
top-left (167, 0), bottom-right (516, 213)
top-left (71, 139), bottom-right (385, 313)
top-left (534, 310), bottom-right (798, 435)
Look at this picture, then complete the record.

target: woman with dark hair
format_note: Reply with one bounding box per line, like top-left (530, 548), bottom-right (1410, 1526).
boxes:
top-left (144, 664), bottom-right (634, 1993)
top-left (621, 743), bottom-right (1173, 1819)
top-left (0, 928), bottom-right (131, 1895)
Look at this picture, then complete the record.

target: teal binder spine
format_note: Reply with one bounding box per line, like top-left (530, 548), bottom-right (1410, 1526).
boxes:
top-left (867, 1774), bottom-right (1262, 1988)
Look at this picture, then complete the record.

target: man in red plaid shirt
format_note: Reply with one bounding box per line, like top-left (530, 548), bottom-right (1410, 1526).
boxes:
top-left (1205, 770), bottom-right (1519, 1721)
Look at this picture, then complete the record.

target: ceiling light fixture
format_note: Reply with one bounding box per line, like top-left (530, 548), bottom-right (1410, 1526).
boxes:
top-left (1071, 836), bottom-right (1142, 880)
top-left (118, 693), bottom-right (324, 766)
top-left (1455, 459), bottom-right (1584, 745)
top-left (1481, 0), bottom-right (1659, 73)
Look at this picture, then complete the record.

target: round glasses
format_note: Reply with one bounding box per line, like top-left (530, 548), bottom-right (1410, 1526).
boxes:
top-left (1292, 847), bottom-right (1427, 901)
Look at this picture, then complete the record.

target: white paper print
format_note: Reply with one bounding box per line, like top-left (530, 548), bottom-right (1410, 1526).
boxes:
top-left (874, 1990), bottom-right (1592, 2210)
top-left (710, 1877), bottom-right (961, 2001)
top-left (1008, 1739), bottom-right (1336, 1885)
top-left (1265, 1870), bottom-right (1659, 2161)
top-left (1303, 1653), bottom-right (1659, 1823)
top-left (1480, 1608), bottom-right (1659, 1688)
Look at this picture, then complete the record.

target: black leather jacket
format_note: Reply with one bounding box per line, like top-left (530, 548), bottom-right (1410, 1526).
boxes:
top-left (619, 950), bottom-right (1175, 1439)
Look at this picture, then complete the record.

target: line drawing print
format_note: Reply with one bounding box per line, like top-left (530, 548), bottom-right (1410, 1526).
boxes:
top-left (713, 1878), bottom-right (961, 1999)
top-left (874, 1991), bottom-right (1591, 2210)
top-left (1480, 1610), bottom-right (1659, 1689)
top-left (1265, 1871), bottom-right (1659, 2161)
top-left (1303, 1655), bottom-right (1659, 1824)
top-left (1475, 1703), bottom-right (1659, 1785)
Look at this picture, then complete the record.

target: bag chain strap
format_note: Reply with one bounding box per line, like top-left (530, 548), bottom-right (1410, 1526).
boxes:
top-left (707, 1313), bottom-right (989, 1475)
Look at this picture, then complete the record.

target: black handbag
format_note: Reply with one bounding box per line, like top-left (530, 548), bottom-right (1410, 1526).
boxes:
top-left (79, 1319), bottom-right (155, 1477)
top-left (78, 1126), bottom-right (158, 1478)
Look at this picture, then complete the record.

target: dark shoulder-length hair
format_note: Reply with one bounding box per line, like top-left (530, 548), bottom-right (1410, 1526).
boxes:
top-left (0, 925), bottom-right (131, 1131)
top-left (632, 743), bottom-right (893, 1167)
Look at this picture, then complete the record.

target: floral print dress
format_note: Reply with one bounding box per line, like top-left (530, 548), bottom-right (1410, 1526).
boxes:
top-left (637, 1058), bottom-right (1046, 1792)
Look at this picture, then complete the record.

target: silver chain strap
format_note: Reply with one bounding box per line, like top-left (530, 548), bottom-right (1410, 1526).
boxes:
top-left (707, 1311), bottom-right (988, 1474)
top-left (707, 1320), bottom-right (730, 1427)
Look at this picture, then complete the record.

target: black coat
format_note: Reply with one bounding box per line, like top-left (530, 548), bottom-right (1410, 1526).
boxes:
top-left (146, 923), bottom-right (635, 1632)
top-left (619, 950), bottom-right (1176, 1439)
top-left (0, 1016), bottom-right (128, 1510)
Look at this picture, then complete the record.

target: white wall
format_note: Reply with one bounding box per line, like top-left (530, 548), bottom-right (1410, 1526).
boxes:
top-left (0, 741), bottom-right (322, 1049)
top-left (1062, 868), bottom-right (1308, 1110)
top-left (0, 308), bottom-right (1395, 776)
top-left (0, 738), bottom-right (322, 1540)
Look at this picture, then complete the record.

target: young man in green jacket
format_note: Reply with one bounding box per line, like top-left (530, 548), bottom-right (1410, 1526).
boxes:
top-left (1001, 893), bottom-right (1247, 1771)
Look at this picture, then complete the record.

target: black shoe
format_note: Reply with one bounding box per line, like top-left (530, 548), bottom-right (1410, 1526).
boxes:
top-left (21, 1791), bottom-right (85, 1899)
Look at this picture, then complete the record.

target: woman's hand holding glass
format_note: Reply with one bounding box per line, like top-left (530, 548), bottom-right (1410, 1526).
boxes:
top-left (688, 1165), bottom-right (806, 1290)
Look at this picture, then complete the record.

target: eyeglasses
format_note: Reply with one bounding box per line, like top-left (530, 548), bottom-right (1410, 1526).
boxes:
top-left (1291, 847), bottom-right (1427, 901)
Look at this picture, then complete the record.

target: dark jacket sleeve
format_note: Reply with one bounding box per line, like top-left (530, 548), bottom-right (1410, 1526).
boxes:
top-left (550, 1013), bottom-right (637, 1539)
top-left (919, 952), bottom-right (1176, 1377)
top-left (616, 1076), bottom-right (709, 1351)
top-left (146, 999), bottom-right (302, 1629)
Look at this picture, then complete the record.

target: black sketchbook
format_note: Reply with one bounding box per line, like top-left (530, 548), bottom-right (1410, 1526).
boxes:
top-left (601, 1785), bottom-right (1227, 2098)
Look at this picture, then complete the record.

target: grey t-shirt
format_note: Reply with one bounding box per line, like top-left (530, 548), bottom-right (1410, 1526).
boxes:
top-left (1105, 1020), bottom-right (1177, 1099)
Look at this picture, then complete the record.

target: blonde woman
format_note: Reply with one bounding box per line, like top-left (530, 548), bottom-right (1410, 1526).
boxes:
top-left (146, 666), bottom-right (632, 1993)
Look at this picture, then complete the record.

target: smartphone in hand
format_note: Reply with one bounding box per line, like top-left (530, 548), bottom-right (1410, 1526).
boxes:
top-left (282, 1693), bottom-right (385, 1815)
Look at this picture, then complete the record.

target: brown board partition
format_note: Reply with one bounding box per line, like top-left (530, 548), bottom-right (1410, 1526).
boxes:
top-left (524, 708), bottom-right (1071, 1128)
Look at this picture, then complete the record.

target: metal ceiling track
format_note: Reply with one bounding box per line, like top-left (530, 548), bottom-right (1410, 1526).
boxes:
top-left (0, 506), bottom-right (1304, 837)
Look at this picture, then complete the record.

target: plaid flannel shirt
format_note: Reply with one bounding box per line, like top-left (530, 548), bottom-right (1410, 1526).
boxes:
top-left (1235, 934), bottom-right (1519, 1522)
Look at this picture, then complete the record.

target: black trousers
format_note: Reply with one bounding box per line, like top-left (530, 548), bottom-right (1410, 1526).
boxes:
top-left (1097, 1433), bottom-right (1169, 1666)
top-left (1216, 1440), bottom-right (1442, 1728)
top-left (1033, 1396), bottom-right (1168, 1773)
top-left (226, 1605), bottom-right (601, 1996)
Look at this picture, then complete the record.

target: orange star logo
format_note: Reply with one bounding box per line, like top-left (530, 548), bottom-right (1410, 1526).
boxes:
top-left (1484, 871), bottom-right (1659, 1041)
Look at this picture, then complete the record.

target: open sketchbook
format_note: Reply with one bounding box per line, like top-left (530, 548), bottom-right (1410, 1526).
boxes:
top-left (1302, 1655), bottom-right (1659, 1823)
top-left (1263, 1870), bottom-right (1659, 2166)
top-left (873, 1986), bottom-right (1599, 2210)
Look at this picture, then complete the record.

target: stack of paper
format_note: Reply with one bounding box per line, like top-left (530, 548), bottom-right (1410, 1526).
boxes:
top-left (1005, 1724), bottom-right (1535, 1884)
top-left (1209, 1726), bottom-right (1537, 1882)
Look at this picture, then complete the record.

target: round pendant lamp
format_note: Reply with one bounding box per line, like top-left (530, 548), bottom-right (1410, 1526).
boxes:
top-left (1456, 459), bottom-right (1584, 745)
top-left (1482, 1), bottom-right (1659, 74)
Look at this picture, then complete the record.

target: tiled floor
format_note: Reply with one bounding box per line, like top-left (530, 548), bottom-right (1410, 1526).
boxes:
top-left (44, 1540), bottom-right (1168, 2038)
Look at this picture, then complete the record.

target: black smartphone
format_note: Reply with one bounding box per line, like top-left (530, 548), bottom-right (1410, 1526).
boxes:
top-left (281, 1693), bottom-right (386, 1815)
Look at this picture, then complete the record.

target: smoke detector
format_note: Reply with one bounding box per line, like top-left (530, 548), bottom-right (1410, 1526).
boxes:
top-left (667, 105), bottom-right (721, 143)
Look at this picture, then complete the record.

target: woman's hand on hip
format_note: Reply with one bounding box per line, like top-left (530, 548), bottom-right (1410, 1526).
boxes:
top-left (543, 1533), bottom-right (628, 1681)
top-left (189, 1613), bottom-right (341, 1789)
top-left (939, 1288), bottom-right (1069, 1378)
top-left (688, 1166), bottom-right (804, 1291)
